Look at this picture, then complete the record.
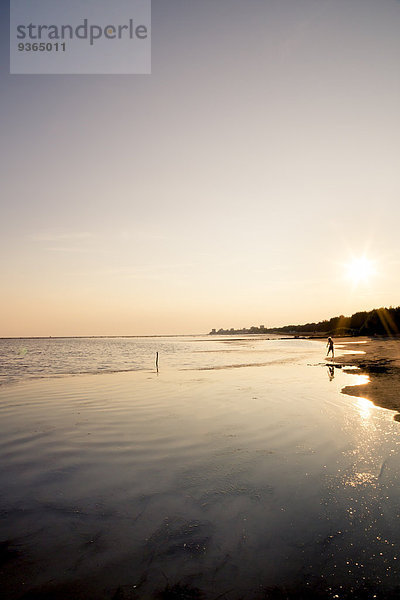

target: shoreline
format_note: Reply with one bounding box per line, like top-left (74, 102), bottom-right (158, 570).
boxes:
top-left (331, 337), bottom-right (400, 420)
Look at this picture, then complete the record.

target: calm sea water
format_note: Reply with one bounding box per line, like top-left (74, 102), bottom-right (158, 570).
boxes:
top-left (0, 335), bottom-right (310, 386)
top-left (1, 337), bottom-right (400, 599)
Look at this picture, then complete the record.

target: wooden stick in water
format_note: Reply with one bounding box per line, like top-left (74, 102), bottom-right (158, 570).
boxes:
top-left (155, 351), bottom-right (159, 372)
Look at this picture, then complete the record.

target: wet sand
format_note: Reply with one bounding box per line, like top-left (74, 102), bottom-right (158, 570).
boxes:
top-left (332, 337), bottom-right (400, 420)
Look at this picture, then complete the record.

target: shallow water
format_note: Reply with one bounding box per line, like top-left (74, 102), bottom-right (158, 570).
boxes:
top-left (0, 335), bottom-right (305, 386)
top-left (1, 338), bottom-right (400, 599)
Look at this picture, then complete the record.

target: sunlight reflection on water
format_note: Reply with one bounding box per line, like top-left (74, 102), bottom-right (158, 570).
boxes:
top-left (356, 396), bottom-right (374, 420)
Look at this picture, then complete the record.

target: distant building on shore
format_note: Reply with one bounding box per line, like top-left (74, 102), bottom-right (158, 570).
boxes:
top-left (209, 325), bottom-right (268, 335)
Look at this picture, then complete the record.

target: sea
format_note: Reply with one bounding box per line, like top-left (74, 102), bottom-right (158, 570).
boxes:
top-left (1, 335), bottom-right (400, 599)
top-left (0, 334), bottom-right (315, 387)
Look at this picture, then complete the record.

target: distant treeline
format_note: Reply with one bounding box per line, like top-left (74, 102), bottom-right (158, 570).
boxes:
top-left (210, 306), bottom-right (400, 337)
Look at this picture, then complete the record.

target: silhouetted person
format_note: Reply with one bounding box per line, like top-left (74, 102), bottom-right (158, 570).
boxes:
top-left (326, 336), bottom-right (334, 359)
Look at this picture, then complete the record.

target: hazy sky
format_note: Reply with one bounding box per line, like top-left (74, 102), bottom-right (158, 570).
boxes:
top-left (1, 0), bottom-right (400, 336)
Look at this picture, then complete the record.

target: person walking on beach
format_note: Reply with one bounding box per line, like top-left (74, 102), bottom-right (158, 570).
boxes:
top-left (326, 336), bottom-right (334, 359)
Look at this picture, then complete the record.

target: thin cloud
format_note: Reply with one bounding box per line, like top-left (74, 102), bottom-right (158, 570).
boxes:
top-left (44, 246), bottom-right (95, 253)
top-left (30, 232), bottom-right (94, 242)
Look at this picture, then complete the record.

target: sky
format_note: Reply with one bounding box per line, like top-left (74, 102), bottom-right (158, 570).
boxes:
top-left (1, 0), bottom-right (400, 337)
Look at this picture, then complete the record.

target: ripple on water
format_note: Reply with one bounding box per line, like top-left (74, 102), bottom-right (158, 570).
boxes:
top-left (1, 344), bottom-right (400, 598)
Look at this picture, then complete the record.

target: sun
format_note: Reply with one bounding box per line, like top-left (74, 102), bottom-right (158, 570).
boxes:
top-left (345, 257), bottom-right (376, 284)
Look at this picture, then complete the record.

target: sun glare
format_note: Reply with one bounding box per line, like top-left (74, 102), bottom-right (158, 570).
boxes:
top-left (345, 257), bottom-right (376, 284)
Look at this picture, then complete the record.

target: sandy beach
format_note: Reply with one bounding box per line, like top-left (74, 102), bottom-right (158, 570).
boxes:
top-left (332, 337), bottom-right (400, 421)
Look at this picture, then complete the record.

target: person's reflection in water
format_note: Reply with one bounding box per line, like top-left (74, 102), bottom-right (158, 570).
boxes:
top-left (327, 365), bottom-right (335, 381)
